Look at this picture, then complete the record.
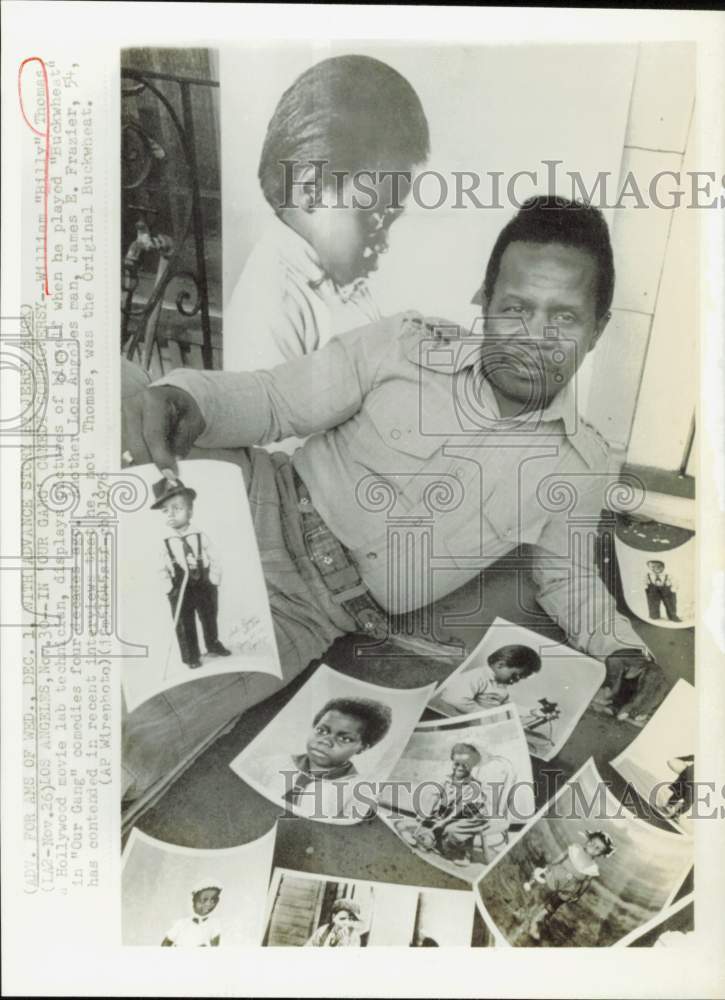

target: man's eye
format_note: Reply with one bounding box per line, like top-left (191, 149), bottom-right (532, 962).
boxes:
top-left (315, 726), bottom-right (329, 735)
top-left (503, 304), bottom-right (525, 314)
top-left (553, 312), bottom-right (576, 324)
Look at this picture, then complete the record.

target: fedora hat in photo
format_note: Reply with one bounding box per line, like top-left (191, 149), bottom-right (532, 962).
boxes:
top-left (150, 477), bottom-right (197, 510)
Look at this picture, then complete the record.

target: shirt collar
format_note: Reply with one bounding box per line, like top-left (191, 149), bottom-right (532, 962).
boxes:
top-left (293, 753), bottom-right (356, 781)
top-left (269, 215), bottom-right (371, 302)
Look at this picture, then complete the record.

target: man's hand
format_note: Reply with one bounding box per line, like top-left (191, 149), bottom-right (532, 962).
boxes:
top-left (140, 385), bottom-right (205, 476)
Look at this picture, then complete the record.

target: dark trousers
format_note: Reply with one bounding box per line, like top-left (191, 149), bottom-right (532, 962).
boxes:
top-left (646, 584), bottom-right (679, 621)
top-left (169, 577), bottom-right (220, 665)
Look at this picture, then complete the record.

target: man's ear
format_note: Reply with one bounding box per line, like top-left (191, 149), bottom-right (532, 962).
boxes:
top-left (589, 311), bottom-right (611, 352)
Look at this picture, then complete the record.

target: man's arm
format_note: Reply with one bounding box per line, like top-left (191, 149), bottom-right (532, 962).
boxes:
top-left (531, 478), bottom-right (652, 662)
top-left (154, 318), bottom-right (392, 450)
top-left (438, 667), bottom-right (504, 715)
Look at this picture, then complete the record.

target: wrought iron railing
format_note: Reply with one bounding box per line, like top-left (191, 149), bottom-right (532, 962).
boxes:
top-left (121, 67), bottom-right (220, 371)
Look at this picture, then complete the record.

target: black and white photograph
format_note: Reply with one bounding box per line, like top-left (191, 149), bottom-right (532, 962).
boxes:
top-left (611, 679), bottom-right (696, 835)
top-left (121, 827), bottom-right (275, 946)
top-left (8, 5), bottom-right (723, 995)
top-left (262, 867), bottom-right (478, 947)
top-left (377, 705), bottom-right (534, 883)
top-left (229, 664), bottom-right (434, 823)
top-left (119, 460), bottom-right (280, 711)
top-left (475, 759), bottom-right (693, 948)
top-left (621, 892), bottom-right (694, 948)
top-left (428, 619), bottom-right (606, 760)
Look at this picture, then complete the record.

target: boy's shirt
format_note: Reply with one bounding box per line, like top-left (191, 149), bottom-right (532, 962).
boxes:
top-left (164, 913), bottom-right (221, 947)
top-left (225, 216), bottom-right (380, 372)
top-left (251, 751), bottom-right (360, 820)
top-left (645, 570), bottom-right (677, 590)
top-left (437, 663), bottom-right (511, 716)
top-left (159, 524), bottom-right (221, 592)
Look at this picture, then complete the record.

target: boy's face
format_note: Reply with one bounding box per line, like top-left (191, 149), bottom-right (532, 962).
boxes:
top-left (481, 241), bottom-right (608, 411)
top-left (162, 495), bottom-right (193, 531)
top-left (306, 709), bottom-right (366, 769)
top-left (490, 662), bottom-right (527, 686)
top-left (193, 888), bottom-right (220, 916)
top-left (310, 174), bottom-right (410, 286)
top-left (450, 753), bottom-right (474, 781)
top-left (649, 561), bottom-right (665, 572)
top-left (332, 909), bottom-right (355, 929)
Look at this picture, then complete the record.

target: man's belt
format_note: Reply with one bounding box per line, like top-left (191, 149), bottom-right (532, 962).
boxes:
top-left (292, 466), bottom-right (464, 660)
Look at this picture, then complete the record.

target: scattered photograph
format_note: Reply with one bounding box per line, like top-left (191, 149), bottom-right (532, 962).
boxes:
top-left (121, 827), bottom-right (275, 946)
top-left (621, 892), bottom-right (694, 947)
top-left (119, 460), bottom-right (280, 711)
top-left (429, 618), bottom-right (605, 760)
top-left (377, 705), bottom-right (534, 883)
top-left (262, 867), bottom-right (477, 947)
top-left (615, 517), bottom-right (695, 629)
top-left (475, 758), bottom-right (693, 947)
top-left (611, 679), bottom-right (696, 834)
top-left (229, 664), bottom-right (435, 824)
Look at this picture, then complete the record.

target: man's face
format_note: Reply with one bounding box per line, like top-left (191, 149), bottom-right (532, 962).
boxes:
top-left (162, 495), bottom-right (192, 531)
top-left (481, 241), bottom-right (608, 412)
top-left (450, 753), bottom-right (474, 780)
top-left (306, 710), bottom-right (366, 769)
top-left (311, 173), bottom-right (410, 287)
top-left (490, 662), bottom-right (527, 687)
top-left (193, 888), bottom-right (220, 916)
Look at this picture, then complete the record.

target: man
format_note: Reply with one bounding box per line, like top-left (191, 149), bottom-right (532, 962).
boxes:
top-left (126, 196), bottom-right (666, 723)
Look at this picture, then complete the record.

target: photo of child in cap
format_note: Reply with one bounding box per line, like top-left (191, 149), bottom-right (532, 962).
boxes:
top-left (304, 898), bottom-right (363, 947)
top-left (161, 877), bottom-right (222, 947)
top-left (523, 830), bottom-right (615, 941)
top-left (644, 560), bottom-right (681, 623)
top-left (151, 476), bottom-right (231, 670)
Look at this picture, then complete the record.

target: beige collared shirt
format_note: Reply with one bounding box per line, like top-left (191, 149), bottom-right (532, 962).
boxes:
top-left (224, 216), bottom-right (381, 372)
top-left (160, 311), bottom-right (647, 661)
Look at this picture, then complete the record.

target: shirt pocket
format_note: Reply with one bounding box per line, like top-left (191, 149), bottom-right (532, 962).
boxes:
top-left (361, 381), bottom-right (441, 463)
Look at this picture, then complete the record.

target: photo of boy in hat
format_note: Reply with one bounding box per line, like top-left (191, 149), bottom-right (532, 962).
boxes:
top-left (304, 898), bottom-right (363, 947)
top-left (160, 877), bottom-right (223, 947)
top-left (152, 476), bottom-right (231, 669)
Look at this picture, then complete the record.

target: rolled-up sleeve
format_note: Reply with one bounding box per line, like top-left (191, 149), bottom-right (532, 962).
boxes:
top-left (155, 319), bottom-right (390, 449)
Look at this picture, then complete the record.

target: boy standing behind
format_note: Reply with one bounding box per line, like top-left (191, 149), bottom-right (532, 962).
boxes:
top-left (224, 54), bottom-right (430, 375)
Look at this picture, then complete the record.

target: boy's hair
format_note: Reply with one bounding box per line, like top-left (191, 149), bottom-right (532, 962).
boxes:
top-left (258, 54), bottom-right (430, 211)
top-left (647, 560), bottom-right (665, 569)
top-left (482, 195), bottom-right (615, 319)
top-left (313, 697), bottom-right (392, 749)
top-left (330, 898), bottom-right (361, 921)
top-left (487, 644), bottom-right (542, 677)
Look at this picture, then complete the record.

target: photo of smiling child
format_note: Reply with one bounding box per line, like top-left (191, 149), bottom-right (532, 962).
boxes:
top-left (229, 665), bottom-right (435, 823)
top-left (161, 878), bottom-right (223, 947)
top-left (429, 619), bottom-right (605, 760)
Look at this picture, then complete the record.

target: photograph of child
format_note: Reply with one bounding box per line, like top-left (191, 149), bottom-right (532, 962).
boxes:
top-left (475, 759), bottom-right (693, 947)
top-left (122, 828), bottom-right (275, 946)
top-left (152, 477), bottom-right (231, 669)
top-left (119, 460), bottom-right (280, 712)
top-left (223, 53), bottom-right (430, 378)
top-left (262, 868), bottom-right (477, 947)
top-left (229, 665), bottom-right (434, 823)
top-left (611, 679), bottom-right (696, 834)
top-left (161, 878), bottom-right (223, 947)
top-left (378, 704), bottom-right (534, 883)
top-left (644, 560), bottom-right (682, 623)
top-left (429, 619), bottom-right (605, 760)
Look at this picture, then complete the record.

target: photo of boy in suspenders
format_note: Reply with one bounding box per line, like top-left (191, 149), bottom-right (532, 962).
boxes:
top-left (152, 477), bottom-right (231, 669)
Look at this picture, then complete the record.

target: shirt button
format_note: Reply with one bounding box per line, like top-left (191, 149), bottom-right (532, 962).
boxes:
top-left (390, 428), bottom-right (401, 440)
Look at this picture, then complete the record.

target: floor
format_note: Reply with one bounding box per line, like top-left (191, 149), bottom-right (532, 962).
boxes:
top-left (135, 556), bottom-right (694, 907)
